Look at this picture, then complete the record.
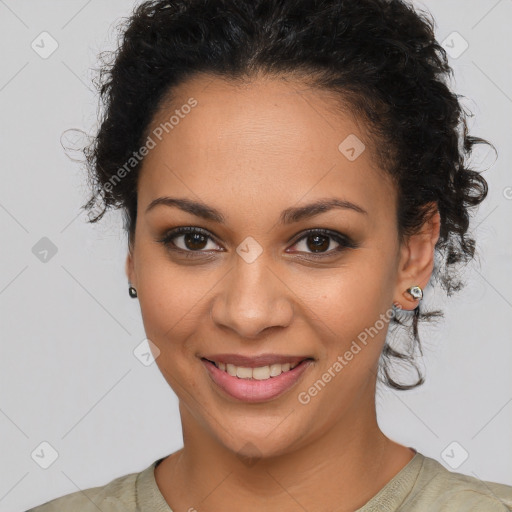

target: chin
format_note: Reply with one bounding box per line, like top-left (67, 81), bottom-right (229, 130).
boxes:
top-left (208, 414), bottom-right (308, 462)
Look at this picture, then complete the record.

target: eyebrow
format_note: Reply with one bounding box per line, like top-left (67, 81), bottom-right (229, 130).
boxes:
top-left (145, 196), bottom-right (368, 224)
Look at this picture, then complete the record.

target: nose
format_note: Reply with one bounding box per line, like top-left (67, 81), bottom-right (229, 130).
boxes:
top-left (209, 256), bottom-right (294, 339)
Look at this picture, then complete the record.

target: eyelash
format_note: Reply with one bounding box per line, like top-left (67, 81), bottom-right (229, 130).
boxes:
top-left (156, 226), bottom-right (358, 260)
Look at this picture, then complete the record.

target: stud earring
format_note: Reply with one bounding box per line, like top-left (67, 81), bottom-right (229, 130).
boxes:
top-left (406, 285), bottom-right (423, 301)
top-left (128, 285), bottom-right (138, 298)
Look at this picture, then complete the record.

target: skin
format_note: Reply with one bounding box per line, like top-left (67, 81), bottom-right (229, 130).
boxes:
top-left (126, 73), bottom-right (441, 511)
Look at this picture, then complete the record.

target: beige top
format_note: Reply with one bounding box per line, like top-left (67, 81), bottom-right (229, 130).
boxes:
top-left (26, 450), bottom-right (512, 511)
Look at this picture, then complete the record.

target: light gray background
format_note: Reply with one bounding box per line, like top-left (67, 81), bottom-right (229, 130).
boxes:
top-left (1, 1), bottom-right (511, 510)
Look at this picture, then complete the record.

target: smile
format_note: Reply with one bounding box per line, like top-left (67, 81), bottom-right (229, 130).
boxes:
top-left (205, 359), bottom-right (301, 380)
top-left (201, 357), bottom-right (314, 402)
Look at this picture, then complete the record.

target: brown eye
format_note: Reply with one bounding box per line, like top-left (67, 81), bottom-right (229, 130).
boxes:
top-left (158, 227), bottom-right (223, 254)
top-left (304, 233), bottom-right (331, 253)
top-left (181, 232), bottom-right (208, 250)
top-left (286, 229), bottom-right (358, 257)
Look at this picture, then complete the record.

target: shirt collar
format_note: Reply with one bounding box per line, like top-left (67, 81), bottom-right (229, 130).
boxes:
top-left (135, 457), bottom-right (173, 511)
top-left (356, 449), bottom-right (425, 511)
top-left (135, 449), bottom-right (424, 512)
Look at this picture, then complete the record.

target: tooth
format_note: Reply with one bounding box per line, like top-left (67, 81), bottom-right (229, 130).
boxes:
top-left (269, 364), bottom-right (282, 377)
top-left (215, 361), bottom-right (301, 379)
top-left (252, 366), bottom-right (271, 380)
top-left (236, 366), bottom-right (253, 379)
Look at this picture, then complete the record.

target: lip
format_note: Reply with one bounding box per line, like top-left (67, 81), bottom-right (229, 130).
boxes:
top-left (201, 357), bottom-right (314, 403)
top-left (200, 353), bottom-right (310, 368)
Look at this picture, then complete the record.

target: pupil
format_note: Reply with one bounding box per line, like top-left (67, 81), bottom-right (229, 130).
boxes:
top-left (185, 233), bottom-right (207, 250)
top-left (307, 234), bottom-right (329, 252)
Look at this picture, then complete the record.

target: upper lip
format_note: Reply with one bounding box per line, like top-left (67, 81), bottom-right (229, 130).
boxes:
top-left (200, 353), bottom-right (312, 368)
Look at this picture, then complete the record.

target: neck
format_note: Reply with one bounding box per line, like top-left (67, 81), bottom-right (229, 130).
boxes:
top-left (155, 387), bottom-right (414, 511)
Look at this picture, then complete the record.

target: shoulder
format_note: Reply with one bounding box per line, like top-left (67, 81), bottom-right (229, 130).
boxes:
top-left (400, 453), bottom-right (512, 511)
top-left (25, 465), bottom-right (144, 512)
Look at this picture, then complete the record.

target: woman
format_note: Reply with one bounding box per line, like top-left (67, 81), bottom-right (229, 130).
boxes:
top-left (28, 0), bottom-right (512, 510)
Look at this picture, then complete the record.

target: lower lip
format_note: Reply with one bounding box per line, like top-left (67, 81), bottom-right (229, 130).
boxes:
top-left (202, 358), bottom-right (313, 403)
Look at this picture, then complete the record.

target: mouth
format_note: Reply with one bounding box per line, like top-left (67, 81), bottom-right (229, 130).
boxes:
top-left (201, 357), bottom-right (312, 380)
top-left (200, 354), bottom-right (314, 402)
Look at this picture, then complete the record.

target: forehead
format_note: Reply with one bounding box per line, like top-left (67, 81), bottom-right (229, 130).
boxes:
top-left (138, 74), bottom-right (395, 220)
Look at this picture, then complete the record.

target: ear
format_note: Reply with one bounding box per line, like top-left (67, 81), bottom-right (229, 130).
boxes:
top-left (125, 250), bottom-right (137, 288)
top-left (393, 203), bottom-right (440, 311)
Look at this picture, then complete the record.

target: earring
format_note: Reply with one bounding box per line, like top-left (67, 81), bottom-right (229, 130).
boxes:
top-left (128, 285), bottom-right (138, 298)
top-left (406, 285), bottom-right (423, 301)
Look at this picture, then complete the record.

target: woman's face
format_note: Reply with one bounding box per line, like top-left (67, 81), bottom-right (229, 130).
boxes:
top-left (127, 74), bottom-right (418, 459)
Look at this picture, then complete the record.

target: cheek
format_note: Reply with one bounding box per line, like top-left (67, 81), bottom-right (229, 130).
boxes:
top-left (300, 253), bottom-right (397, 360)
top-left (136, 267), bottom-right (205, 393)
top-left (134, 247), bottom-right (208, 351)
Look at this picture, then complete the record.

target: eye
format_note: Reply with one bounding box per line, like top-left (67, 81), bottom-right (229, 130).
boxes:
top-left (157, 226), bottom-right (357, 260)
top-left (286, 228), bottom-right (357, 258)
top-left (157, 226), bottom-right (223, 257)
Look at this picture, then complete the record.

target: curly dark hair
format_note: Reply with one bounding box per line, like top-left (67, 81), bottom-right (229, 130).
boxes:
top-left (79, 0), bottom-right (493, 390)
